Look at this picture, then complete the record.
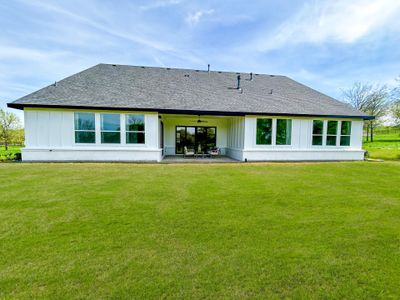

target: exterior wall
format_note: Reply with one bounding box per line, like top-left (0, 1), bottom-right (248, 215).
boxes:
top-left (226, 117), bottom-right (245, 161)
top-left (22, 109), bottom-right (162, 161)
top-left (162, 115), bottom-right (229, 155)
top-left (242, 116), bottom-right (365, 161)
top-left (22, 109), bottom-right (366, 162)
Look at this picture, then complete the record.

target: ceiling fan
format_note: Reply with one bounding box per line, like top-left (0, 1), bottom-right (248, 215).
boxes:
top-left (190, 115), bottom-right (208, 123)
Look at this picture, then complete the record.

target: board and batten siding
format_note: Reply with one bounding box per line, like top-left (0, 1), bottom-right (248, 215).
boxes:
top-left (22, 109), bottom-right (365, 162)
top-left (242, 116), bottom-right (364, 161)
top-left (23, 109), bottom-right (162, 161)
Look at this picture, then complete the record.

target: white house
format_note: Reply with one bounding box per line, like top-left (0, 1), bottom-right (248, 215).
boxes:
top-left (8, 64), bottom-right (372, 162)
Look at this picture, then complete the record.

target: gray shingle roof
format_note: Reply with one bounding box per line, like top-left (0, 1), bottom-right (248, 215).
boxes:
top-left (8, 63), bottom-right (371, 119)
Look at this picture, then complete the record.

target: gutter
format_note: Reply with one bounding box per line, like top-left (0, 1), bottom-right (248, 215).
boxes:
top-left (7, 103), bottom-right (375, 120)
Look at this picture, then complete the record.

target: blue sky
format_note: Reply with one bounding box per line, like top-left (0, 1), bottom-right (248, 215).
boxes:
top-left (1, 0), bottom-right (400, 120)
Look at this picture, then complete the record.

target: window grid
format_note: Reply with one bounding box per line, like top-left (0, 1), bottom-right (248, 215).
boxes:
top-left (126, 114), bottom-right (145, 144)
top-left (74, 112), bottom-right (96, 144)
top-left (101, 113), bottom-right (121, 144)
top-left (340, 121), bottom-right (352, 146)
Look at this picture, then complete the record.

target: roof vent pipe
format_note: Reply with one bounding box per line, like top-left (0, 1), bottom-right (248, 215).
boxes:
top-left (54, 81), bottom-right (57, 87)
top-left (250, 72), bottom-right (253, 81)
top-left (237, 75), bottom-right (241, 90)
top-left (207, 64), bottom-right (210, 72)
top-left (269, 89), bottom-right (273, 94)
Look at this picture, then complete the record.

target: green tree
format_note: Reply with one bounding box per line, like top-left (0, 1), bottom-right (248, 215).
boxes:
top-left (0, 109), bottom-right (21, 150)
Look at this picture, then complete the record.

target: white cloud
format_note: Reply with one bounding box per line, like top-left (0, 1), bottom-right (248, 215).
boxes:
top-left (20, 0), bottom-right (175, 52)
top-left (185, 9), bottom-right (214, 26)
top-left (254, 0), bottom-right (400, 51)
top-left (139, 0), bottom-right (182, 12)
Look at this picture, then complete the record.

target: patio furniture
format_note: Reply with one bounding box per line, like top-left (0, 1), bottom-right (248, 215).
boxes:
top-left (184, 146), bottom-right (195, 158)
top-left (208, 147), bottom-right (220, 158)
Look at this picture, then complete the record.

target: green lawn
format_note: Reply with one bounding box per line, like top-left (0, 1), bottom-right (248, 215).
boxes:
top-left (1, 162), bottom-right (400, 299)
top-left (363, 131), bottom-right (400, 160)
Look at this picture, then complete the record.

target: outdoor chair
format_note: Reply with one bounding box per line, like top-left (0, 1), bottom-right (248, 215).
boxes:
top-left (184, 146), bottom-right (195, 158)
top-left (208, 147), bottom-right (220, 158)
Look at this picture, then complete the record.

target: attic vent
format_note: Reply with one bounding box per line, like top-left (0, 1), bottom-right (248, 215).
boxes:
top-left (112, 64), bottom-right (116, 66)
top-left (195, 70), bottom-right (200, 72)
top-left (141, 66), bottom-right (145, 68)
top-left (167, 68), bottom-right (171, 70)
top-left (184, 74), bottom-right (189, 77)
top-left (270, 75), bottom-right (275, 77)
top-left (218, 71), bottom-right (222, 74)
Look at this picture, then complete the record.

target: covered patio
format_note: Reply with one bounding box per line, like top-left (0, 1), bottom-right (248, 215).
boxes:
top-left (161, 155), bottom-right (238, 163)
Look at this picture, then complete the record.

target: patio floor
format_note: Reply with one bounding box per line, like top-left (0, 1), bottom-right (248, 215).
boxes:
top-left (162, 155), bottom-right (239, 163)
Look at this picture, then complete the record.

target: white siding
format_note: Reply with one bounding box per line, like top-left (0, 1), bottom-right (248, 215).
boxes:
top-left (22, 110), bottom-right (162, 161)
top-left (242, 116), bottom-right (365, 161)
top-left (226, 117), bottom-right (245, 160)
top-left (22, 110), bottom-right (366, 162)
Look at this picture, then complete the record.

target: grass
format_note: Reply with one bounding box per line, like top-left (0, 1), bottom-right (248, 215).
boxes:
top-left (1, 162), bottom-right (400, 299)
top-left (363, 131), bottom-right (400, 160)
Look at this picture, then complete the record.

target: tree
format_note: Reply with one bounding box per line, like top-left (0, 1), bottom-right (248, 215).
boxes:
top-left (391, 101), bottom-right (400, 126)
top-left (0, 109), bottom-right (21, 150)
top-left (390, 76), bottom-right (400, 126)
top-left (342, 82), bottom-right (390, 142)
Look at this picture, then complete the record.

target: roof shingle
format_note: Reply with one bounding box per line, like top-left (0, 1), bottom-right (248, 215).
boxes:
top-left (8, 64), bottom-right (371, 119)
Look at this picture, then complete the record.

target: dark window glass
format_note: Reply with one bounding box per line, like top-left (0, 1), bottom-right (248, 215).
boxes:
top-left (101, 132), bottom-right (120, 143)
top-left (276, 119), bottom-right (292, 145)
top-left (313, 120), bottom-right (323, 134)
top-left (101, 114), bottom-right (120, 131)
top-left (326, 136), bottom-right (337, 145)
top-left (185, 127), bottom-right (196, 152)
top-left (340, 121), bottom-right (351, 146)
top-left (74, 112), bottom-right (95, 144)
top-left (341, 121), bottom-right (351, 135)
top-left (75, 131), bottom-right (95, 143)
top-left (126, 132), bottom-right (145, 144)
top-left (312, 135), bottom-right (323, 146)
top-left (326, 121), bottom-right (338, 146)
top-left (176, 127), bottom-right (186, 154)
top-left (327, 121), bottom-right (338, 135)
top-left (206, 127), bottom-right (216, 151)
top-left (126, 115), bottom-right (144, 131)
top-left (256, 119), bottom-right (272, 145)
top-left (312, 120), bottom-right (323, 145)
top-left (74, 113), bottom-right (95, 130)
top-left (340, 136), bottom-right (350, 146)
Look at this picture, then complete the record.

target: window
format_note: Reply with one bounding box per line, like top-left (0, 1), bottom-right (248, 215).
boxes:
top-left (326, 121), bottom-right (338, 146)
top-left (256, 119), bottom-right (272, 145)
top-left (74, 112), bottom-right (95, 143)
top-left (312, 120), bottom-right (323, 145)
top-left (126, 114), bottom-right (145, 144)
top-left (340, 121), bottom-right (351, 146)
top-left (276, 119), bottom-right (292, 145)
top-left (101, 114), bottom-right (120, 143)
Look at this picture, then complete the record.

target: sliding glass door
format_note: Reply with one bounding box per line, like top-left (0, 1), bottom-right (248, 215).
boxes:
top-left (175, 126), bottom-right (217, 154)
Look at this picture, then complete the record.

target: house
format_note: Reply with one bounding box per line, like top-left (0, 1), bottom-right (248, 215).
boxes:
top-left (8, 64), bottom-right (372, 162)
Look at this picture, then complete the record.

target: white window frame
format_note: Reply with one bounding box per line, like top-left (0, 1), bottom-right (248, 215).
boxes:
top-left (326, 120), bottom-right (338, 146)
top-left (125, 114), bottom-right (145, 144)
top-left (311, 119), bottom-right (324, 146)
top-left (74, 112), bottom-right (96, 144)
top-left (100, 113), bottom-right (121, 144)
top-left (339, 120), bottom-right (352, 147)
